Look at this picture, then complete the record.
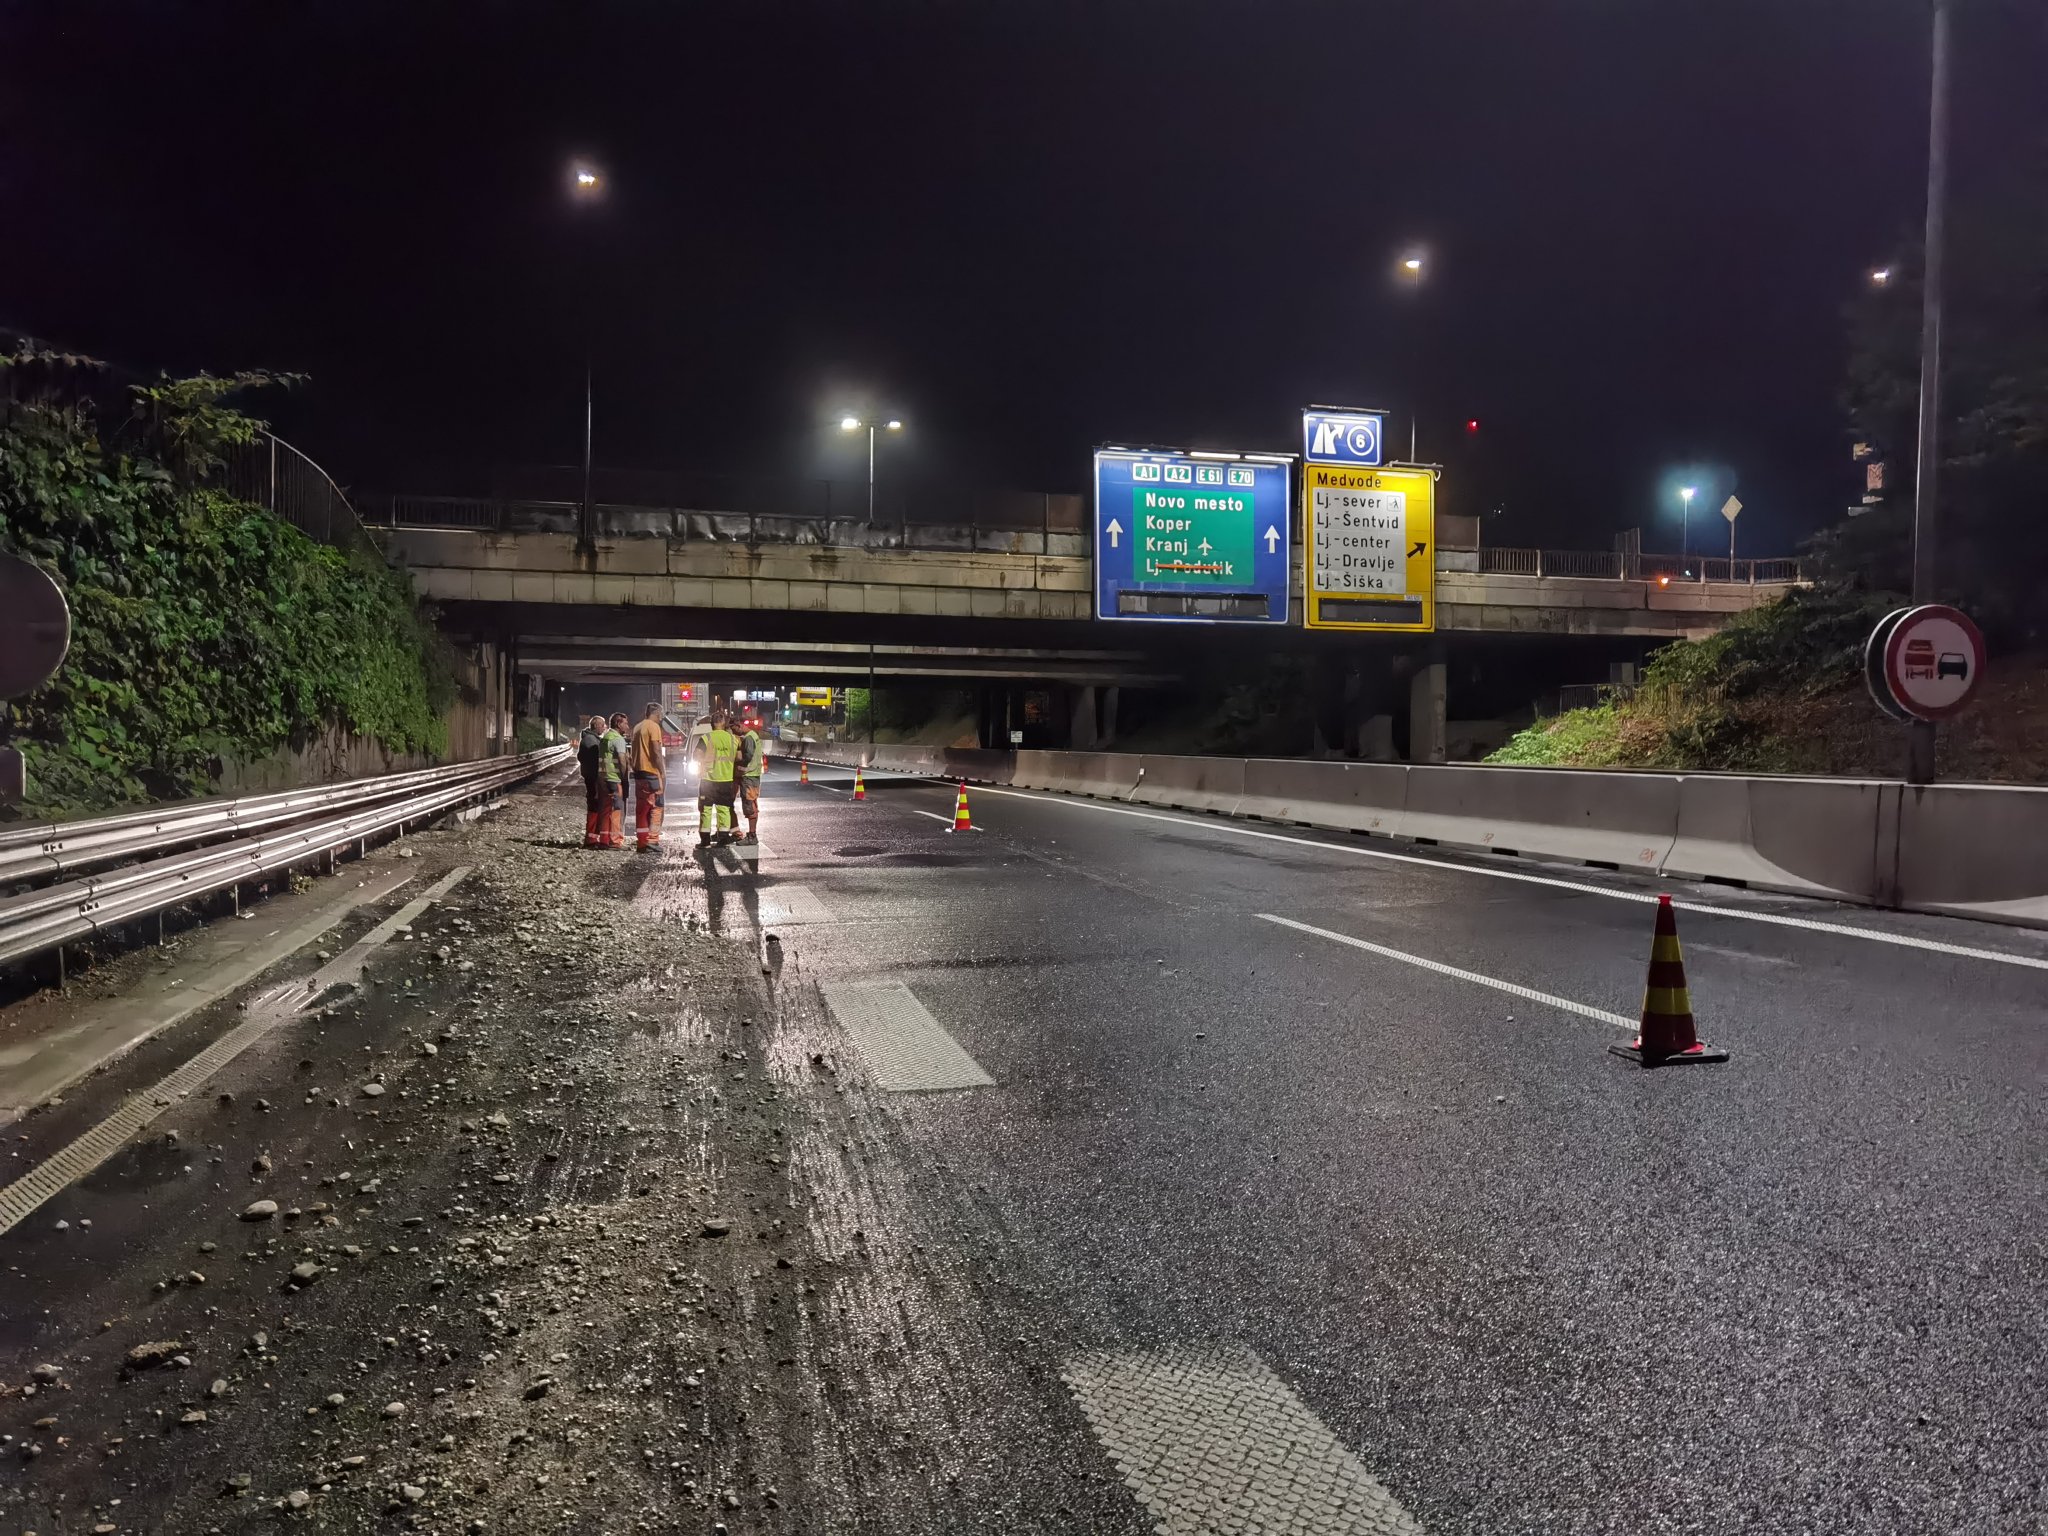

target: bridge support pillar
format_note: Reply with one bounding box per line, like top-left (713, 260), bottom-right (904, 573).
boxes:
top-left (1409, 640), bottom-right (1448, 765)
top-left (1360, 713), bottom-right (1396, 761)
top-left (1069, 686), bottom-right (1099, 751)
top-left (1098, 686), bottom-right (1118, 749)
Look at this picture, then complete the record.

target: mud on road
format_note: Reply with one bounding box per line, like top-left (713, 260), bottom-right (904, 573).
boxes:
top-left (2, 779), bottom-right (1133, 1536)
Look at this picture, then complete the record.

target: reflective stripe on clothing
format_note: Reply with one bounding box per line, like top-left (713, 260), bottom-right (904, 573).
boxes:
top-left (701, 728), bottom-right (738, 783)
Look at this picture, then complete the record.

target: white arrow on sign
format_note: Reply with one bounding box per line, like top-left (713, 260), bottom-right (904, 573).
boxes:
top-left (1721, 496), bottom-right (1743, 523)
top-left (1106, 518), bottom-right (1123, 548)
top-left (1263, 525), bottom-right (1280, 554)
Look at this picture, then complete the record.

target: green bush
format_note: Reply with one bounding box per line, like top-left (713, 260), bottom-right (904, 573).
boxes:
top-left (1, 355), bottom-right (454, 817)
top-left (1487, 704), bottom-right (1628, 767)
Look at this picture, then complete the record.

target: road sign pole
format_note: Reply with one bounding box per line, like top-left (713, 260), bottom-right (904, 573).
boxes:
top-left (1907, 0), bottom-right (1952, 786)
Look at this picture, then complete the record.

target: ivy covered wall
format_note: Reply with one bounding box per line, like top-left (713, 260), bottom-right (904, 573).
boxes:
top-left (1, 350), bottom-right (457, 817)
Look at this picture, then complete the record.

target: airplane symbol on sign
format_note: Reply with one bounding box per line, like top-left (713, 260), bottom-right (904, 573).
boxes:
top-left (1198, 539), bottom-right (1213, 556)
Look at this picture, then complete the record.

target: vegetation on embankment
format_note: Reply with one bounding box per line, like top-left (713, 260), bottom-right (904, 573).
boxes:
top-left (1488, 589), bottom-right (2048, 781)
top-left (1, 349), bottom-right (455, 818)
top-left (1496, 152), bottom-right (2048, 782)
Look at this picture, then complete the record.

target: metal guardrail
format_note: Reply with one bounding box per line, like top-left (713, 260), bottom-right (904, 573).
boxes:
top-left (0, 755), bottom-right (542, 882)
top-left (0, 746), bottom-right (570, 968)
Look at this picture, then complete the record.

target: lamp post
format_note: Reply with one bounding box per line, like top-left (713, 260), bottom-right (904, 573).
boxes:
top-left (1399, 253), bottom-right (1424, 459)
top-left (1905, 0), bottom-right (1952, 786)
top-left (1679, 485), bottom-right (1696, 566)
top-left (569, 162), bottom-right (604, 550)
top-left (839, 416), bottom-right (903, 521)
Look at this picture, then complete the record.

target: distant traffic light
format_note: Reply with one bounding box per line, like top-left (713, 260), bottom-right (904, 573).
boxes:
top-left (1465, 419), bottom-right (1479, 434)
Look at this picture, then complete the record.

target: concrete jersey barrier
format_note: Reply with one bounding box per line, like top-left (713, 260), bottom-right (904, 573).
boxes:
top-left (1662, 776), bottom-right (1899, 902)
top-left (1237, 759), bottom-right (1409, 837)
top-left (1130, 755), bottom-right (1246, 816)
top-left (1400, 765), bottom-right (1679, 872)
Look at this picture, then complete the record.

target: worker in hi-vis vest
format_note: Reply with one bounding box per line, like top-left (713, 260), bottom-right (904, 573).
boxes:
top-left (696, 707), bottom-right (740, 846)
top-left (738, 719), bottom-right (764, 842)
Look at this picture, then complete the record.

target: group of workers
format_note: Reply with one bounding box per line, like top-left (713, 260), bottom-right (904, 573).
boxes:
top-left (577, 702), bottom-right (764, 851)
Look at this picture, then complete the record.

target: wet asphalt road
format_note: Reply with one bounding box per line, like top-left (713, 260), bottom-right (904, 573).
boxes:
top-left (744, 760), bottom-right (2048, 1535)
top-left (4, 759), bottom-right (2046, 1534)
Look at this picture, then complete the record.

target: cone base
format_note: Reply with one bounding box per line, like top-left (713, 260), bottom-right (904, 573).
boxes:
top-left (1609, 1039), bottom-right (1729, 1067)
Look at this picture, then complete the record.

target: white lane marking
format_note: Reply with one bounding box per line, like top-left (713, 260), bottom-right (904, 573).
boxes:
top-left (820, 980), bottom-right (994, 1091)
top-left (949, 782), bottom-right (2048, 972)
top-left (1064, 1343), bottom-right (1426, 1536)
top-left (1257, 913), bottom-right (1636, 1030)
top-left (0, 868), bottom-right (471, 1237)
top-left (757, 884), bottom-right (833, 925)
top-left (905, 807), bottom-right (984, 829)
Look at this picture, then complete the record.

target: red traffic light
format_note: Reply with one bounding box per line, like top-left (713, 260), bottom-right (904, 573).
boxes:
top-left (1465, 418), bottom-right (1480, 434)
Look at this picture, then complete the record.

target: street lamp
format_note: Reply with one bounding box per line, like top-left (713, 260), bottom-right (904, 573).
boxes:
top-left (1869, 266), bottom-right (1892, 287)
top-left (568, 161), bottom-right (606, 548)
top-left (839, 417), bottom-right (903, 521)
top-left (1679, 485), bottom-right (1696, 561)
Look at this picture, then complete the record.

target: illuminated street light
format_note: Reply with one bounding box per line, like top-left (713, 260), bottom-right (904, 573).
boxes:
top-left (839, 417), bottom-right (905, 521)
top-left (568, 161), bottom-right (608, 548)
top-left (1680, 485), bottom-right (1697, 558)
top-left (1401, 255), bottom-right (1423, 274)
top-left (1870, 266), bottom-right (1891, 287)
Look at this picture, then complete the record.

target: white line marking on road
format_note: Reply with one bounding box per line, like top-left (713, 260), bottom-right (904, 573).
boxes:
top-left (820, 980), bottom-right (994, 1091)
top-left (1257, 913), bottom-right (1636, 1030)
top-left (0, 868), bottom-right (471, 1237)
top-left (905, 808), bottom-right (983, 829)
top-left (947, 782), bottom-right (2048, 972)
top-left (1064, 1343), bottom-right (1426, 1536)
top-left (756, 884), bottom-right (833, 925)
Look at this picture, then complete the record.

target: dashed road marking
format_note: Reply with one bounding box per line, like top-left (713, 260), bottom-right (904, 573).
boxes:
top-left (944, 781), bottom-right (2048, 973)
top-left (756, 884), bottom-right (833, 925)
top-left (1257, 913), bottom-right (1636, 1030)
top-left (1064, 1343), bottom-right (1426, 1535)
top-left (820, 980), bottom-right (994, 1091)
top-left (0, 868), bottom-right (470, 1237)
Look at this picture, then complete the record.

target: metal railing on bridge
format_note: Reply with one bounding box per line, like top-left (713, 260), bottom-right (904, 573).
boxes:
top-left (1478, 547), bottom-right (1803, 584)
top-left (363, 493), bottom-right (1090, 553)
top-left (220, 431), bottom-right (373, 555)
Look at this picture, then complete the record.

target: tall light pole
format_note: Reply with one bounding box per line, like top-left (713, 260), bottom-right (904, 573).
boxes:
top-left (1679, 485), bottom-right (1696, 563)
top-left (1906, 0), bottom-right (1952, 785)
top-left (839, 416), bottom-right (903, 521)
top-left (570, 162), bottom-right (604, 550)
top-left (1399, 253), bottom-right (1424, 459)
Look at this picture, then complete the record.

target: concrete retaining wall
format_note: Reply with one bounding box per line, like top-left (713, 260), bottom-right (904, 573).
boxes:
top-left (787, 741), bottom-right (2048, 929)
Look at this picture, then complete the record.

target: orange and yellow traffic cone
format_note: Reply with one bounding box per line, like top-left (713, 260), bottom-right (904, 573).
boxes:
top-left (799, 759), bottom-right (809, 786)
top-left (1609, 895), bottom-right (1728, 1067)
top-left (949, 781), bottom-right (973, 832)
top-left (852, 767), bottom-right (866, 802)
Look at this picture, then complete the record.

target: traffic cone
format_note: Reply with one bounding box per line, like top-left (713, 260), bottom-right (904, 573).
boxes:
top-left (1609, 896), bottom-right (1729, 1067)
top-left (852, 767), bottom-right (866, 802)
top-left (799, 759), bottom-right (809, 786)
top-left (950, 781), bottom-right (973, 832)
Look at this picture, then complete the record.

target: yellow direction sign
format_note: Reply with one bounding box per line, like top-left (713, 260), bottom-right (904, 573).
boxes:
top-left (794, 687), bottom-right (834, 707)
top-left (1303, 463), bottom-right (1436, 631)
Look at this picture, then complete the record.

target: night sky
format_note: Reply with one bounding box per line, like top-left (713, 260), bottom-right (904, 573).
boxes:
top-left (7, 1), bottom-right (2043, 555)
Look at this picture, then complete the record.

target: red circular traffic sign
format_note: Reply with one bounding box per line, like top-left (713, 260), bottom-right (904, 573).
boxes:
top-left (1880, 603), bottom-right (1985, 721)
top-left (0, 554), bottom-right (71, 699)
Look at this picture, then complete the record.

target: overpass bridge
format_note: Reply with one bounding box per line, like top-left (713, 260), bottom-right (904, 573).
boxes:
top-left (369, 491), bottom-right (1804, 760)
